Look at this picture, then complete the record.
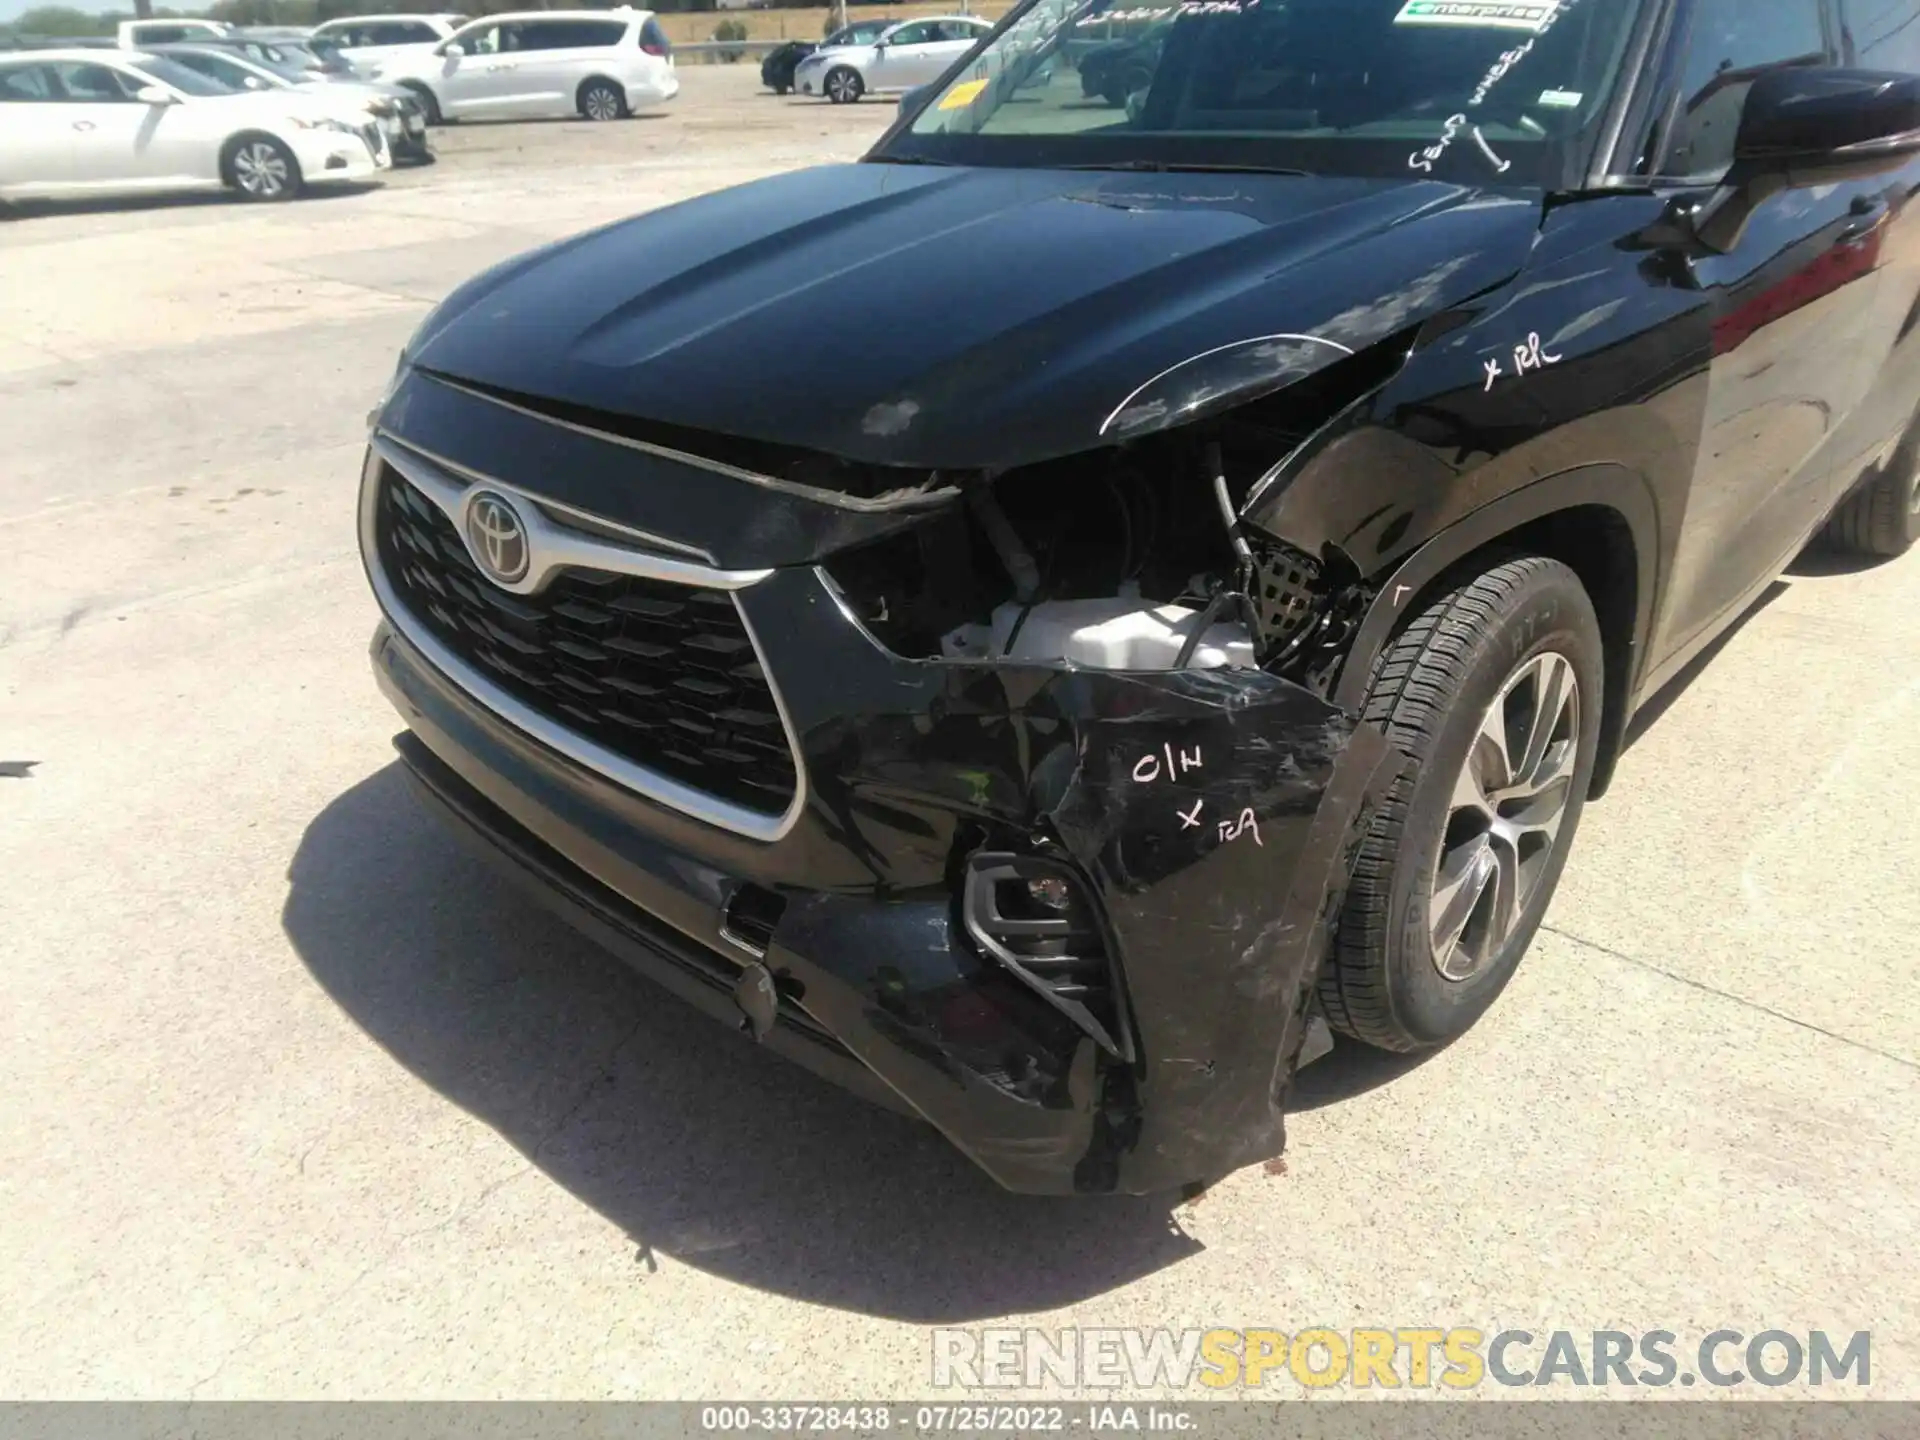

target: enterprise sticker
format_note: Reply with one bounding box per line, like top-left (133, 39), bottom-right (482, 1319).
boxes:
top-left (1394, 0), bottom-right (1563, 31)
top-left (939, 78), bottom-right (990, 110)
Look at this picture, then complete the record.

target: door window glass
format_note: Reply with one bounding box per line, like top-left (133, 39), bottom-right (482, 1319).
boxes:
top-left (887, 22), bottom-right (937, 45)
top-left (0, 64), bottom-right (55, 101)
top-left (1843, 0), bottom-right (1920, 72)
top-left (1663, 0), bottom-right (1831, 178)
top-left (459, 24), bottom-right (502, 55)
top-left (48, 63), bottom-right (140, 102)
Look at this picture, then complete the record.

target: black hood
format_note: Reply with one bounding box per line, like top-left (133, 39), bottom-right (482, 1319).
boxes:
top-left (409, 163), bottom-right (1543, 472)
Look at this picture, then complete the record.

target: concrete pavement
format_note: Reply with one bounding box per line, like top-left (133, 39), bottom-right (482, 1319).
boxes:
top-left (2, 67), bottom-right (1916, 1401)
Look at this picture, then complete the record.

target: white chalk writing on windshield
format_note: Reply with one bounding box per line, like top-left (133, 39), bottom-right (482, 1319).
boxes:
top-left (1408, 0), bottom-right (1583, 176)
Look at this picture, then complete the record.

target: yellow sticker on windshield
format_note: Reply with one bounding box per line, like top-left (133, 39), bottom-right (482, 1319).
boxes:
top-left (1394, 0), bottom-right (1561, 30)
top-left (939, 78), bottom-right (989, 110)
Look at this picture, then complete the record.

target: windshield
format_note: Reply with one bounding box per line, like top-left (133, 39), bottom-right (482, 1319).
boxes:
top-left (240, 42), bottom-right (317, 78)
top-left (127, 55), bottom-right (241, 97)
top-left (881, 0), bottom-right (1646, 186)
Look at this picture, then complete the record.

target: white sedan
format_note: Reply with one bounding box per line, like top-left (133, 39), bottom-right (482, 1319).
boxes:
top-left (0, 50), bottom-right (389, 205)
top-left (794, 16), bottom-right (993, 105)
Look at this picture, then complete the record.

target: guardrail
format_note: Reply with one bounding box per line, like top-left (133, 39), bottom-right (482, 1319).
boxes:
top-left (674, 39), bottom-right (792, 63)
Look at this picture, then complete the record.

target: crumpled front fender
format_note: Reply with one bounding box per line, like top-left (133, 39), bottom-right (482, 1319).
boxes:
top-left (766, 656), bottom-right (1402, 1195)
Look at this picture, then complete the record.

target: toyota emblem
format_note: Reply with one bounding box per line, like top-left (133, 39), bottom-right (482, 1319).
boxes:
top-left (465, 491), bottom-right (530, 585)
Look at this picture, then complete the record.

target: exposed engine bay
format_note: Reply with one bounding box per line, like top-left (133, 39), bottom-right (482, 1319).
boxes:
top-left (824, 403), bottom-right (1374, 695)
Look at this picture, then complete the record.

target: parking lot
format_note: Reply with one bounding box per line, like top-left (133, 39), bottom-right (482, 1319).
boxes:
top-left (3, 63), bottom-right (1919, 1401)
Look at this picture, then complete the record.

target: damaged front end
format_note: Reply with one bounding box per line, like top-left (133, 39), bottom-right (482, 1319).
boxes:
top-left (367, 366), bottom-right (1403, 1195)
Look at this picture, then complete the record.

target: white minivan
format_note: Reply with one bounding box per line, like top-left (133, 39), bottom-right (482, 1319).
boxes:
top-left (307, 14), bottom-right (467, 80)
top-left (370, 9), bottom-right (677, 123)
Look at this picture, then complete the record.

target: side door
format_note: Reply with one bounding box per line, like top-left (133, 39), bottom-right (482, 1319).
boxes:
top-left (436, 22), bottom-right (513, 115)
top-left (1650, 0), bottom-right (1893, 661)
top-left (0, 64), bottom-right (75, 194)
top-left (867, 22), bottom-right (943, 90)
top-left (1820, 0), bottom-right (1920, 515)
top-left (922, 20), bottom-right (992, 83)
top-left (43, 61), bottom-right (174, 187)
top-left (485, 19), bottom-right (592, 113)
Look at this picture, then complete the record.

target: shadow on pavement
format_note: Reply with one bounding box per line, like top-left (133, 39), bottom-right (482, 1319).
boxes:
top-left (1, 182), bottom-right (382, 222)
top-left (283, 763), bottom-right (1203, 1323)
top-left (1288, 1038), bottom-right (1436, 1111)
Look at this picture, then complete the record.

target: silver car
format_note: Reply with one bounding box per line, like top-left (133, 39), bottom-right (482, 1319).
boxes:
top-left (152, 43), bottom-right (433, 162)
top-left (794, 15), bottom-right (993, 104)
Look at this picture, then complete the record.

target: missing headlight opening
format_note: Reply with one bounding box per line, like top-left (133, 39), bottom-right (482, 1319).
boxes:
top-left (826, 424), bottom-right (1346, 681)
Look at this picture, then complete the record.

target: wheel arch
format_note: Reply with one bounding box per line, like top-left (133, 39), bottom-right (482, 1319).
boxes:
top-left (395, 78), bottom-right (439, 113)
top-left (1329, 464), bottom-right (1659, 801)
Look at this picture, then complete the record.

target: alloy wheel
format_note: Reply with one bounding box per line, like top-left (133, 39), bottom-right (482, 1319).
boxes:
top-left (233, 142), bottom-right (288, 198)
top-left (584, 86), bottom-right (621, 120)
top-left (827, 70), bottom-right (859, 103)
top-left (1428, 651), bottom-right (1580, 982)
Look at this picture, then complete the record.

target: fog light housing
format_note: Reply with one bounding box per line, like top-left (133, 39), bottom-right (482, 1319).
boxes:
top-left (1027, 875), bottom-right (1072, 911)
top-left (963, 852), bottom-right (1132, 1061)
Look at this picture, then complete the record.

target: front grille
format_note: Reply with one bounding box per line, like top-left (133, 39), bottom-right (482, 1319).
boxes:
top-left (374, 465), bottom-right (799, 817)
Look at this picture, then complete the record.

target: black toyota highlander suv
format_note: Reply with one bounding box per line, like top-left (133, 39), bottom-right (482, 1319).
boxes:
top-left (359, 0), bottom-right (1920, 1194)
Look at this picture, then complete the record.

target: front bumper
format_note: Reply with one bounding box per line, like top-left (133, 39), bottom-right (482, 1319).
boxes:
top-left (367, 546), bottom-right (1397, 1193)
top-left (382, 110), bottom-right (433, 162)
top-left (291, 125), bottom-right (389, 183)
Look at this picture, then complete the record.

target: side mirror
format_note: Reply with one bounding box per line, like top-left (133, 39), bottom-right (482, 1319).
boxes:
top-left (441, 42), bottom-right (464, 58)
top-left (872, 40), bottom-right (887, 53)
top-left (1737, 67), bottom-right (1920, 173)
top-left (1682, 68), bottom-right (1920, 254)
top-left (244, 75), bottom-right (266, 89)
top-left (134, 84), bottom-right (177, 105)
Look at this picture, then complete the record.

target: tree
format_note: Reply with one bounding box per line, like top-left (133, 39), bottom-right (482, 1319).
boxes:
top-left (13, 5), bottom-right (117, 32)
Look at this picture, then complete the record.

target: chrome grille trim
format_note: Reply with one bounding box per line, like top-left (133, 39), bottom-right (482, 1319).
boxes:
top-left (359, 445), bottom-right (810, 844)
top-left (372, 432), bottom-right (762, 587)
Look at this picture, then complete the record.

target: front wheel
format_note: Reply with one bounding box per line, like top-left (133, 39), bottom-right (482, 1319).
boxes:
top-left (825, 66), bottom-right (864, 104)
top-left (1323, 556), bottom-right (1604, 1053)
top-left (226, 136), bottom-right (302, 202)
top-left (579, 79), bottom-right (628, 121)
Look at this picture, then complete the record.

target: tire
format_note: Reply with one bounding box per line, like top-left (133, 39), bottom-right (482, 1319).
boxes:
top-left (579, 78), bottom-right (628, 121)
top-left (772, 83), bottom-right (791, 96)
top-left (1824, 427), bottom-right (1920, 558)
top-left (1322, 555), bottom-right (1604, 1053)
top-left (224, 134), bottom-right (302, 202)
top-left (825, 66), bottom-right (864, 104)
top-left (400, 82), bottom-right (441, 126)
